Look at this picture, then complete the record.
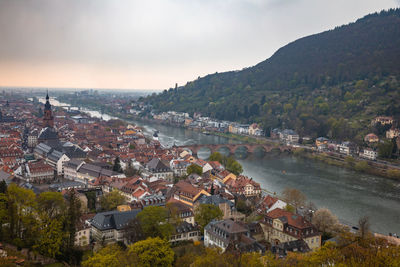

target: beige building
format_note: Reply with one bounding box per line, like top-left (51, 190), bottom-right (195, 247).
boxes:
top-left (386, 128), bottom-right (400, 139)
top-left (260, 208), bottom-right (321, 251)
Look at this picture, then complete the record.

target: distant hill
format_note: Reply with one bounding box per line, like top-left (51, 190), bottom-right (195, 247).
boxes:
top-left (144, 9), bottom-right (400, 142)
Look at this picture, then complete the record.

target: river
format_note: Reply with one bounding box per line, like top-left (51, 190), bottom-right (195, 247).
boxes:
top-left (41, 97), bottom-right (400, 235)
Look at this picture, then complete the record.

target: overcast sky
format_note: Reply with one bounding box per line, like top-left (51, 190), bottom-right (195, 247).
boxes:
top-left (0, 0), bottom-right (398, 90)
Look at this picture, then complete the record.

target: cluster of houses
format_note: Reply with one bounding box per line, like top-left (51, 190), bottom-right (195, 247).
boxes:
top-left (0, 93), bottom-right (323, 257)
top-left (152, 111), bottom-right (264, 137)
top-left (315, 116), bottom-right (400, 161)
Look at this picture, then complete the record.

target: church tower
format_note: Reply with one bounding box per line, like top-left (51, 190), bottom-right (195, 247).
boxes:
top-left (43, 91), bottom-right (54, 128)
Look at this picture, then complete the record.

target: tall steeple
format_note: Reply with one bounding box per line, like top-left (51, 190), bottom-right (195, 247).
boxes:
top-left (43, 91), bottom-right (54, 127)
top-left (44, 90), bottom-right (51, 111)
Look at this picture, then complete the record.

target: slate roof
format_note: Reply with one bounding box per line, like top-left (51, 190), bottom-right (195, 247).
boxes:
top-left (91, 209), bottom-right (141, 231)
top-left (34, 142), bottom-right (52, 156)
top-left (205, 219), bottom-right (248, 235)
top-left (196, 194), bottom-right (234, 208)
top-left (48, 150), bottom-right (65, 162)
top-left (38, 127), bottom-right (58, 141)
top-left (146, 158), bottom-right (171, 173)
top-left (0, 170), bottom-right (12, 183)
top-left (271, 239), bottom-right (310, 256)
top-left (35, 141), bottom-right (86, 160)
top-left (175, 221), bottom-right (199, 234)
top-left (65, 159), bottom-right (84, 169)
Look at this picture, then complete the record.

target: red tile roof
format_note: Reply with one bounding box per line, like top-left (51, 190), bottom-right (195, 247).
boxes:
top-left (266, 208), bottom-right (313, 229)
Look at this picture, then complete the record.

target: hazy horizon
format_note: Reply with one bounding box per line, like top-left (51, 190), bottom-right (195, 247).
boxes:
top-left (0, 0), bottom-right (399, 90)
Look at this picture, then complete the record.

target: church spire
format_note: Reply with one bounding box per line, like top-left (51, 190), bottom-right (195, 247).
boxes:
top-left (44, 90), bottom-right (51, 111)
top-left (43, 91), bottom-right (54, 127)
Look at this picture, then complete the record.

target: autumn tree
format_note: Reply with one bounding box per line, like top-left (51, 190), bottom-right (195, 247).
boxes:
top-left (82, 244), bottom-right (128, 267)
top-left (137, 206), bottom-right (173, 239)
top-left (127, 237), bottom-right (174, 267)
top-left (312, 208), bottom-right (339, 234)
top-left (62, 189), bottom-right (82, 265)
top-left (282, 187), bottom-right (307, 212)
top-left (358, 216), bottom-right (370, 240)
top-left (34, 191), bottom-right (67, 258)
top-left (7, 183), bottom-right (38, 247)
top-left (166, 202), bottom-right (182, 226)
top-left (194, 204), bottom-right (223, 232)
top-left (37, 191), bottom-right (66, 219)
top-left (100, 190), bottom-right (127, 211)
top-left (34, 219), bottom-right (66, 258)
top-left (191, 247), bottom-right (237, 267)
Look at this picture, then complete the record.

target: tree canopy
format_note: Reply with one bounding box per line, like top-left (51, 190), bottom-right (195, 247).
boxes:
top-left (194, 204), bottom-right (223, 232)
top-left (137, 206), bottom-right (173, 239)
top-left (100, 190), bottom-right (127, 211)
top-left (187, 164), bottom-right (203, 176)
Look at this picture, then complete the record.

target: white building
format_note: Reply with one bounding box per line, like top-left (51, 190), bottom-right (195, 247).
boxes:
top-left (359, 148), bottom-right (377, 161)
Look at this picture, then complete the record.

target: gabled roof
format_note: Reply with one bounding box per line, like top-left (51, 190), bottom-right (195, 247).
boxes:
top-left (146, 158), bottom-right (171, 172)
top-left (205, 219), bottom-right (247, 234)
top-left (48, 150), bottom-right (65, 162)
top-left (34, 142), bottom-right (52, 154)
top-left (266, 208), bottom-right (313, 229)
top-left (196, 194), bottom-right (234, 208)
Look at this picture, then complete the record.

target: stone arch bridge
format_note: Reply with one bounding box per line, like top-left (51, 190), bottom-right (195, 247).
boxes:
top-left (178, 143), bottom-right (291, 156)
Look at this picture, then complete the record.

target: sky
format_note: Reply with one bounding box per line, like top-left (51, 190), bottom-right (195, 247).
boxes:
top-left (0, 0), bottom-right (399, 90)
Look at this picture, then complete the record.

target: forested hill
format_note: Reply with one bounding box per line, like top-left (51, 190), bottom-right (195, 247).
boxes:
top-left (144, 9), bottom-right (400, 142)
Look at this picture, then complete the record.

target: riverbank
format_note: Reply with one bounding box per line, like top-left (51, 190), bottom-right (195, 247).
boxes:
top-left (55, 99), bottom-right (400, 182)
top-left (294, 148), bottom-right (400, 180)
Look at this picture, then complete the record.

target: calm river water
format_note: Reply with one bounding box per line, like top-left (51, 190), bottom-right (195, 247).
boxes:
top-left (43, 98), bottom-right (400, 235)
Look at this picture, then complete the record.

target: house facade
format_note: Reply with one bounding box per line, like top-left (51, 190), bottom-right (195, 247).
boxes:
top-left (90, 209), bottom-right (141, 244)
top-left (359, 149), bottom-right (377, 161)
top-left (260, 208), bottom-right (321, 251)
top-left (146, 158), bottom-right (174, 182)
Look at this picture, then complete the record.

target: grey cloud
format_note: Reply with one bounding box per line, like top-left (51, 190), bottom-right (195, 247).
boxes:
top-left (0, 0), bottom-right (398, 88)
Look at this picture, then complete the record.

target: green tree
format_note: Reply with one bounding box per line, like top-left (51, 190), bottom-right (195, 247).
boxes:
top-left (137, 206), bottom-right (173, 239)
top-left (208, 152), bottom-right (223, 163)
top-left (100, 190), bottom-right (126, 211)
top-left (113, 157), bottom-right (123, 173)
top-left (236, 199), bottom-right (252, 216)
top-left (378, 140), bottom-right (394, 158)
top-left (194, 204), bottom-right (223, 232)
top-left (187, 164), bottom-right (203, 175)
top-left (226, 158), bottom-right (243, 175)
top-left (0, 180), bottom-right (7, 194)
top-left (34, 218), bottom-right (66, 258)
top-left (85, 191), bottom-right (97, 211)
top-left (82, 244), bottom-right (128, 267)
top-left (37, 191), bottom-right (66, 219)
top-left (127, 237), bottom-right (174, 267)
top-left (63, 189), bottom-right (82, 264)
top-left (0, 193), bottom-right (8, 241)
top-left (7, 183), bottom-right (38, 247)
top-left (191, 248), bottom-right (236, 267)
